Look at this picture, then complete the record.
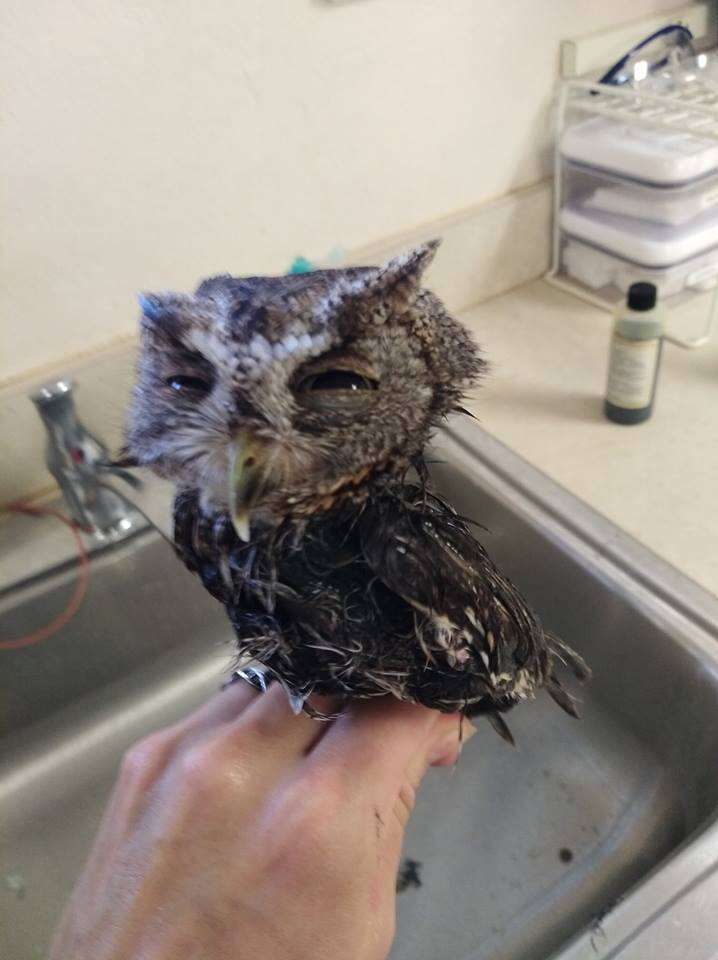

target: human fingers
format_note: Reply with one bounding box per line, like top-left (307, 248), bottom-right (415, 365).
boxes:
top-left (376, 717), bottom-right (478, 903)
top-left (100, 679), bottom-right (257, 824)
top-left (169, 672), bottom-right (261, 739)
top-left (305, 697), bottom-right (452, 806)
top-left (220, 683), bottom-right (334, 763)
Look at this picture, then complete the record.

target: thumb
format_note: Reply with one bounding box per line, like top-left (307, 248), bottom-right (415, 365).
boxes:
top-left (394, 714), bottom-right (476, 830)
top-left (383, 715), bottom-right (477, 880)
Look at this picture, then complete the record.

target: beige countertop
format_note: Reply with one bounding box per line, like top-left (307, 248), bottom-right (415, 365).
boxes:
top-left (459, 280), bottom-right (718, 598)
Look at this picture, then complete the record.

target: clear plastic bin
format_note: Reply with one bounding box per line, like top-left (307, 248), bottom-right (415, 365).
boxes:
top-left (559, 203), bottom-right (718, 267)
top-left (561, 235), bottom-right (718, 300)
top-left (560, 116), bottom-right (718, 185)
top-left (548, 77), bottom-right (718, 339)
top-left (563, 160), bottom-right (718, 227)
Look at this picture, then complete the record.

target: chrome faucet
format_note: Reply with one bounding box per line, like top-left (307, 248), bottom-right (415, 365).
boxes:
top-left (32, 380), bottom-right (146, 539)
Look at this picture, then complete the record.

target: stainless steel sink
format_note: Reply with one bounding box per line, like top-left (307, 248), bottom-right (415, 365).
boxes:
top-left (2, 420), bottom-right (718, 960)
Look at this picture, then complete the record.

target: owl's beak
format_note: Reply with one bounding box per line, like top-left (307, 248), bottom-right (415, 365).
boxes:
top-left (228, 433), bottom-right (271, 542)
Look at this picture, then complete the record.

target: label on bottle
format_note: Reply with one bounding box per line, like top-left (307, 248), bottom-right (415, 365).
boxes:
top-left (606, 334), bottom-right (660, 409)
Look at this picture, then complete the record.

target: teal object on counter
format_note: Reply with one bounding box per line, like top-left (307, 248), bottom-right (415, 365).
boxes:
top-left (287, 256), bottom-right (314, 274)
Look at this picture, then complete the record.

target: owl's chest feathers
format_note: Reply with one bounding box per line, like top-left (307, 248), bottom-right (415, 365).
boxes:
top-left (174, 490), bottom-right (415, 686)
top-left (174, 489), bottom-right (396, 615)
top-left (172, 485), bottom-right (587, 717)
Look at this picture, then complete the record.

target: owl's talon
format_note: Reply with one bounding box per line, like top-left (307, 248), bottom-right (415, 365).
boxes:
top-left (300, 695), bottom-right (346, 721)
top-left (288, 691), bottom-right (307, 715)
top-left (487, 712), bottom-right (516, 747)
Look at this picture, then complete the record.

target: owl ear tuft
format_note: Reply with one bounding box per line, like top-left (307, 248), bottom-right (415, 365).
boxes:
top-left (137, 292), bottom-right (187, 339)
top-left (138, 292), bottom-right (167, 322)
top-left (370, 239), bottom-right (440, 312)
top-left (380, 239), bottom-right (440, 287)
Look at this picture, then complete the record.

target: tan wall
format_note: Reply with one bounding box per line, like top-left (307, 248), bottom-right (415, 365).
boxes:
top-left (1, 0), bottom-right (680, 381)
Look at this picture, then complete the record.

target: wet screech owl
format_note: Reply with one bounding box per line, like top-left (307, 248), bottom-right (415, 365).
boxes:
top-left (125, 240), bottom-right (587, 739)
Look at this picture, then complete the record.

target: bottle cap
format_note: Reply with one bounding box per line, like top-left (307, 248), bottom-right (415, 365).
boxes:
top-left (627, 282), bottom-right (657, 311)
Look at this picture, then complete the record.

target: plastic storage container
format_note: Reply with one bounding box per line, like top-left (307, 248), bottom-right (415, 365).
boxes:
top-left (557, 123), bottom-right (718, 300)
top-left (563, 161), bottom-right (718, 226)
top-left (549, 74), bottom-right (718, 338)
top-left (560, 117), bottom-right (718, 185)
top-left (559, 202), bottom-right (718, 298)
top-left (561, 236), bottom-right (718, 298)
top-left (560, 204), bottom-right (718, 266)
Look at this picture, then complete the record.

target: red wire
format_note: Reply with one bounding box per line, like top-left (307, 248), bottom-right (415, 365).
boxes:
top-left (0, 502), bottom-right (90, 651)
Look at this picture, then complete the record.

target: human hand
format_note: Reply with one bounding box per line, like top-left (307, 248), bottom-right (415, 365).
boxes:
top-left (50, 682), bottom-right (474, 960)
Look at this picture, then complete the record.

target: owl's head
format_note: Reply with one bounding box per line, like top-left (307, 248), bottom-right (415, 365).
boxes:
top-left (126, 240), bottom-right (484, 536)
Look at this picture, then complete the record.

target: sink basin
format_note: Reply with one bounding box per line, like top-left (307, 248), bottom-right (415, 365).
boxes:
top-left (2, 420), bottom-right (718, 960)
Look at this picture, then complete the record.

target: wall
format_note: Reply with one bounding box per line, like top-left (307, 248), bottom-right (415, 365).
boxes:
top-left (1, 0), bottom-right (682, 382)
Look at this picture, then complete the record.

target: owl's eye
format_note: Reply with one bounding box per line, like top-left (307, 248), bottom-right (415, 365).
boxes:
top-left (294, 366), bottom-right (378, 416)
top-left (299, 370), bottom-right (377, 392)
top-left (166, 374), bottom-right (212, 396)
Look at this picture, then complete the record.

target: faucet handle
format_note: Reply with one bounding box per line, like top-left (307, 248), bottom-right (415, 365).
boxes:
top-left (31, 377), bottom-right (143, 537)
top-left (32, 378), bottom-right (112, 475)
top-left (31, 379), bottom-right (74, 406)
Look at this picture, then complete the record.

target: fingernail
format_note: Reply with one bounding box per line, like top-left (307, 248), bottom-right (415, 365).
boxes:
top-left (463, 719), bottom-right (478, 742)
top-left (428, 718), bottom-right (477, 766)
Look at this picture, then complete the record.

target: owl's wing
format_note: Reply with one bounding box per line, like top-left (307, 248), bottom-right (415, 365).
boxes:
top-left (358, 489), bottom-right (541, 671)
top-left (358, 487), bottom-right (587, 721)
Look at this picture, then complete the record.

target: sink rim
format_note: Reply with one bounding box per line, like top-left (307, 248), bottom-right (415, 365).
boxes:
top-left (444, 422), bottom-right (718, 640)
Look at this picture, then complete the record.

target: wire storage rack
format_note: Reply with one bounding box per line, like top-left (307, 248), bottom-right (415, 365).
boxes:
top-left (546, 73), bottom-right (718, 349)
